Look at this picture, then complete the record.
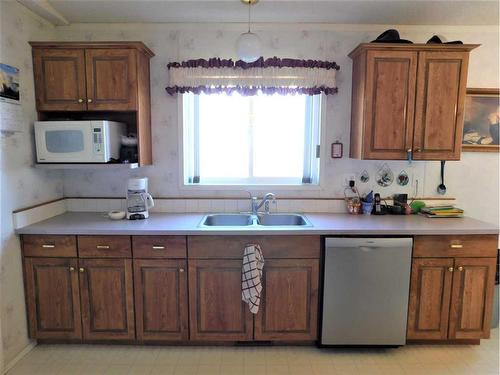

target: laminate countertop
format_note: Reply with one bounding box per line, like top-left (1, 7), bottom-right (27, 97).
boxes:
top-left (15, 212), bottom-right (499, 236)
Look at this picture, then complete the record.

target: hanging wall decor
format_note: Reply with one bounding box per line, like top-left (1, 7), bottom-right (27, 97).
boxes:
top-left (376, 163), bottom-right (394, 187)
top-left (397, 170), bottom-right (410, 186)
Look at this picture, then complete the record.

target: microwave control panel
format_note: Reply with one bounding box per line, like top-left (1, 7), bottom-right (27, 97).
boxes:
top-left (93, 127), bottom-right (103, 154)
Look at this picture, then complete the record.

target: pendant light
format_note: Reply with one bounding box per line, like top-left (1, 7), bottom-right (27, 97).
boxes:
top-left (236, 0), bottom-right (262, 63)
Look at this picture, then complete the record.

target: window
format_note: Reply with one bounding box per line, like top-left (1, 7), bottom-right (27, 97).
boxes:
top-left (182, 92), bottom-right (322, 186)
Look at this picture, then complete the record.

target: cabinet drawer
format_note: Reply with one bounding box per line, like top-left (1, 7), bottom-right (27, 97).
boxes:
top-left (78, 236), bottom-right (131, 258)
top-left (22, 235), bottom-right (77, 257)
top-left (132, 236), bottom-right (187, 258)
top-left (414, 235), bottom-right (498, 258)
top-left (188, 236), bottom-right (320, 259)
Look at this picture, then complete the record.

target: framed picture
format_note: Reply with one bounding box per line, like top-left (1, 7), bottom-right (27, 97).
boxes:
top-left (0, 63), bottom-right (20, 104)
top-left (462, 88), bottom-right (500, 152)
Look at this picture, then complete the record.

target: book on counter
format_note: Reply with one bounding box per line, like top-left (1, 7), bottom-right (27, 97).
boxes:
top-left (420, 205), bottom-right (464, 218)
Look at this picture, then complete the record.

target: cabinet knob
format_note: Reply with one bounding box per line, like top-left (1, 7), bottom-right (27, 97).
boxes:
top-left (406, 148), bottom-right (412, 153)
top-left (179, 268), bottom-right (185, 273)
top-left (69, 266), bottom-right (75, 272)
top-left (457, 266), bottom-right (464, 272)
top-left (448, 267), bottom-right (454, 272)
top-left (415, 148), bottom-right (421, 153)
top-left (79, 267), bottom-right (85, 273)
top-left (78, 98), bottom-right (84, 103)
top-left (87, 98), bottom-right (93, 103)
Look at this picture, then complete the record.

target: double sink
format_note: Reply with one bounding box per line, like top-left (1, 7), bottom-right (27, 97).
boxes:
top-left (200, 213), bottom-right (312, 227)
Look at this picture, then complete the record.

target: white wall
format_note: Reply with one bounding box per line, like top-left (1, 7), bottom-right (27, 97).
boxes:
top-left (0, 1), bottom-right (61, 369)
top-left (56, 23), bottom-right (500, 226)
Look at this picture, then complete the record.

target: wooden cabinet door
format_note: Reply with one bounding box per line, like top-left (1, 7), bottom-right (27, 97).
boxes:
top-left (407, 258), bottom-right (454, 340)
top-left (413, 51), bottom-right (469, 160)
top-left (134, 259), bottom-right (188, 341)
top-left (449, 257), bottom-right (496, 339)
top-left (24, 258), bottom-right (82, 340)
top-left (254, 259), bottom-right (319, 341)
top-left (79, 259), bottom-right (135, 341)
top-left (85, 49), bottom-right (137, 111)
top-left (32, 48), bottom-right (87, 111)
top-left (188, 259), bottom-right (253, 341)
top-left (363, 50), bottom-right (418, 159)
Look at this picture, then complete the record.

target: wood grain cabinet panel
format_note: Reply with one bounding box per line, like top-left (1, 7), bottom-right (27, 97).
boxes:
top-left (24, 258), bottom-right (82, 340)
top-left (362, 50), bottom-right (417, 159)
top-left (22, 235), bottom-right (77, 257)
top-left (132, 236), bottom-right (187, 259)
top-left (78, 235), bottom-right (131, 258)
top-left (449, 258), bottom-right (496, 339)
top-left (413, 51), bottom-right (469, 160)
top-left (407, 258), bottom-right (454, 340)
top-left (32, 48), bottom-right (87, 111)
top-left (188, 259), bottom-right (253, 341)
top-left (134, 259), bottom-right (188, 341)
top-left (79, 258), bottom-right (135, 341)
top-left (85, 49), bottom-right (138, 111)
top-left (254, 259), bottom-right (319, 341)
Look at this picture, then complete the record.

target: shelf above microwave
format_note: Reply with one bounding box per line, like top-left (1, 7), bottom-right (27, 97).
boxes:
top-left (34, 163), bottom-right (139, 170)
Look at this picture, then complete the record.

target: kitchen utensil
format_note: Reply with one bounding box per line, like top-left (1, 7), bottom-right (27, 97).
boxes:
top-left (437, 161), bottom-right (447, 195)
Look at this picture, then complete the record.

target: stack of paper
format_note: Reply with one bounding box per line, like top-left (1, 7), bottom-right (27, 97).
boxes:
top-left (421, 205), bottom-right (464, 218)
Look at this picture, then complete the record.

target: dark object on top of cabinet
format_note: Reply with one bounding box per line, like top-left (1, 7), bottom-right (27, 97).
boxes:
top-left (371, 29), bottom-right (413, 44)
top-left (348, 43), bottom-right (479, 161)
top-left (29, 41), bottom-right (154, 166)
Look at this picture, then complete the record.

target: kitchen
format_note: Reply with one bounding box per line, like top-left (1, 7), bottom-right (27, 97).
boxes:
top-left (1, 0), bottom-right (499, 374)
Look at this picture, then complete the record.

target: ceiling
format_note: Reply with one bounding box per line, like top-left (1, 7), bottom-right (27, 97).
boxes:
top-left (18, 0), bottom-right (500, 26)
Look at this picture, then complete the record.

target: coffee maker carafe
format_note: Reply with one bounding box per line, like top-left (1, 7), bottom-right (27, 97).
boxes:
top-left (126, 178), bottom-right (154, 219)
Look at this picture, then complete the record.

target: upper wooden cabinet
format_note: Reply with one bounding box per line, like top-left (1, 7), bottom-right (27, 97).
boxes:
top-left (30, 42), bottom-right (154, 166)
top-left (31, 42), bottom-right (153, 112)
top-left (349, 43), bottom-right (478, 160)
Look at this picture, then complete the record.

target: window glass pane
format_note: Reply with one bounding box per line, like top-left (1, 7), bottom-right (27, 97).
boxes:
top-left (252, 95), bottom-right (306, 177)
top-left (198, 93), bottom-right (249, 178)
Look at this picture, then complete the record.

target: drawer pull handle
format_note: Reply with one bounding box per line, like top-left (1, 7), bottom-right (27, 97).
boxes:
top-left (450, 244), bottom-right (463, 249)
top-left (96, 245), bottom-right (110, 249)
top-left (42, 244), bottom-right (55, 248)
top-left (152, 246), bottom-right (165, 250)
top-left (448, 267), bottom-right (454, 272)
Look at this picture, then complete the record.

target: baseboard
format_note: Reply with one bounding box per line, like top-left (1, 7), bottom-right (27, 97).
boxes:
top-left (3, 341), bottom-right (37, 374)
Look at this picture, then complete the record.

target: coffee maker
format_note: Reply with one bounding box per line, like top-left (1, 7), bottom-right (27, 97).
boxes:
top-left (126, 178), bottom-right (154, 219)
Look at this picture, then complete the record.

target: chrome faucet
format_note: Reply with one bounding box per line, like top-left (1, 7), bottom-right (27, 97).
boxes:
top-left (246, 192), bottom-right (276, 215)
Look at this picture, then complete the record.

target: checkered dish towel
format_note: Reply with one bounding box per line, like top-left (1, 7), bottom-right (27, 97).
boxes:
top-left (242, 244), bottom-right (264, 314)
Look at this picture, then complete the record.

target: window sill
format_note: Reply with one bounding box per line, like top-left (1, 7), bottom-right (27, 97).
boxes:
top-left (179, 183), bottom-right (322, 191)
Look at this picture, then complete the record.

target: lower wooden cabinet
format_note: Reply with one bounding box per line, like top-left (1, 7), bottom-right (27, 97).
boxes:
top-left (188, 259), bottom-right (253, 341)
top-left (407, 256), bottom-right (496, 340)
top-left (449, 257), bottom-right (496, 339)
top-left (254, 259), bottom-right (319, 341)
top-left (79, 258), bottom-right (135, 341)
top-left (134, 259), bottom-right (189, 341)
top-left (24, 257), bottom-right (82, 340)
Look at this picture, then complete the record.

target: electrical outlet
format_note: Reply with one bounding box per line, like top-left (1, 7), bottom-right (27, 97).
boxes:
top-left (343, 174), bottom-right (356, 187)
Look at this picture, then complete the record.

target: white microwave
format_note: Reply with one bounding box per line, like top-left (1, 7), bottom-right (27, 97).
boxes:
top-left (35, 120), bottom-right (126, 163)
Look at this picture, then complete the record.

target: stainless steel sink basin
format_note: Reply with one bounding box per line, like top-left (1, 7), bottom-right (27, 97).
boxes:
top-left (201, 214), bottom-right (253, 226)
top-left (257, 214), bottom-right (311, 226)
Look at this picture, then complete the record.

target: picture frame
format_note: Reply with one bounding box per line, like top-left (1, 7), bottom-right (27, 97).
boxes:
top-left (462, 88), bottom-right (500, 152)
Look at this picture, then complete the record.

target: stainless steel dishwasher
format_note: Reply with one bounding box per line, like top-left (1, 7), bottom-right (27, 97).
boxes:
top-left (321, 237), bottom-right (412, 346)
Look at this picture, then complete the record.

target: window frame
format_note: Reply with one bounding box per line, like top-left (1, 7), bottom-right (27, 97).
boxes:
top-left (177, 93), bottom-right (327, 191)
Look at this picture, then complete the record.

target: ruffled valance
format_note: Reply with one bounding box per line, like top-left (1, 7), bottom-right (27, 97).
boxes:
top-left (166, 57), bottom-right (339, 96)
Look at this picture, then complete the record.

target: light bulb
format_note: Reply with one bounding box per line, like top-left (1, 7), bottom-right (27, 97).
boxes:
top-left (236, 32), bottom-right (262, 63)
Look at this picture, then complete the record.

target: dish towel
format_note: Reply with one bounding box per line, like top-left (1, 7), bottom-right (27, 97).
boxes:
top-left (242, 244), bottom-right (264, 314)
